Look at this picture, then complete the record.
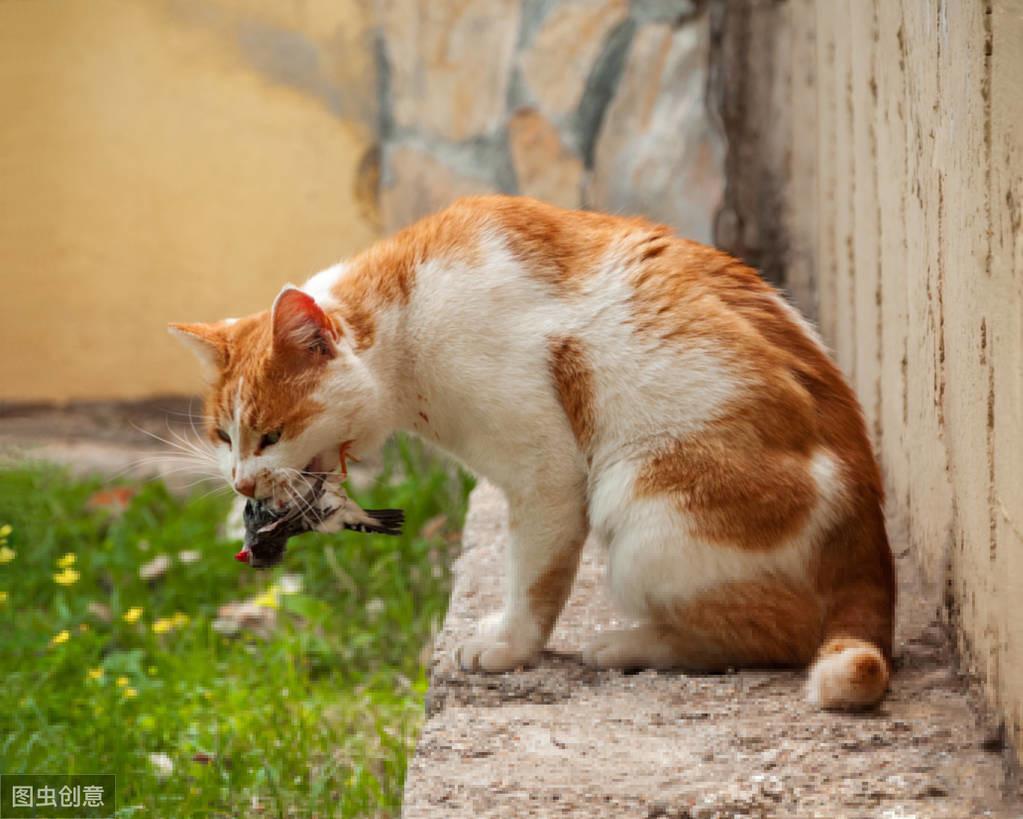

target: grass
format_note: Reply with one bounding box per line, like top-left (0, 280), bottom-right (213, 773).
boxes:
top-left (0, 438), bottom-right (473, 817)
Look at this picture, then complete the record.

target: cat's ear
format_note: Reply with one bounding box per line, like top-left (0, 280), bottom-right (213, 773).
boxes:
top-left (168, 322), bottom-right (228, 381)
top-left (271, 286), bottom-right (339, 360)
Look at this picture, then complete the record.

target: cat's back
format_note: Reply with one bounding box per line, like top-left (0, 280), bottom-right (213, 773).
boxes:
top-left (440, 198), bottom-right (843, 448)
top-left (382, 196), bottom-right (870, 467)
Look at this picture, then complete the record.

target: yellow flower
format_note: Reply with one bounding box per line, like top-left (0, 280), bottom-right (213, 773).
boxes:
top-left (53, 567), bottom-right (80, 586)
top-left (0, 524), bottom-right (11, 541)
top-left (0, 546), bottom-right (15, 564)
top-left (50, 629), bottom-right (70, 646)
top-left (0, 590), bottom-right (7, 605)
top-left (57, 552), bottom-right (77, 568)
top-left (87, 667), bottom-right (104, 681)
top-left (153, 611), bottom-right (190, 634)
top-left (116, 676), bottom-right (129, 687)
top-left (123, 687), bottom-right (138, 699)
top-left (253, 585), bottom-right (279, 610)
top-left (123, 606), bottom-right (143, 623)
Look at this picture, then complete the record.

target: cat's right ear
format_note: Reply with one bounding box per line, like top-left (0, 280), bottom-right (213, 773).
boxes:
top-left (168, 322), bottom-right (228, 381)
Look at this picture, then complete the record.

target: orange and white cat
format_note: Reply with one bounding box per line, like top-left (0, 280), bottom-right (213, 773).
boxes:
top-left (171, 196), bottom-right (895, 710)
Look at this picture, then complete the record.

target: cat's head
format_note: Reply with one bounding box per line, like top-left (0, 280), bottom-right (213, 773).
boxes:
top-left (169, 287), bottom-right (385, 509)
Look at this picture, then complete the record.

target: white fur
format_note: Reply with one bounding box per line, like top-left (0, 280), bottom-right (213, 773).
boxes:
top-left (301, 263), bottom-right (345, 306)
top-left (593, 448), bottom-right (843, 619)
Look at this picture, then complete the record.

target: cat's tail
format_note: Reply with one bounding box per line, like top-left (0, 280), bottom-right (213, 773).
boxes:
top-left (806, 634), bottom-right (890, 710)
top-left (806, 505), bottom-right (896, 711)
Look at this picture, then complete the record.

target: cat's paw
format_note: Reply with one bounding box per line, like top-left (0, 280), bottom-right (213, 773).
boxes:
top-left (582, 629), bottom-right (648, 670)
top-left (454, 636), bottom-right (537, 673)
top-left (475, 610), bottom-right (505, 637)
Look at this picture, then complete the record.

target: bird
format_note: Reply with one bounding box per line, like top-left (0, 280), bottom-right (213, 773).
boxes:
top-left (236, 475), bottom-right (403, 568)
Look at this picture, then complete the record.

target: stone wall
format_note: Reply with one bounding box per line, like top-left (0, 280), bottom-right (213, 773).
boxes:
top-left (374, 0), bottom-right (725, 241)
top-left (721, 1), bottom-right (1023, 759)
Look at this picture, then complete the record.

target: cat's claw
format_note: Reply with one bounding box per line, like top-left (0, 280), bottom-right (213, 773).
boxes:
top-left (454, 636), bottom-right (537, 673)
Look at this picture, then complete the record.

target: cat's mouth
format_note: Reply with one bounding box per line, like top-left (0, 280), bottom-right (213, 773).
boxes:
top-left (263, 441), bottom-right (354, 514)
top-left (302, 439), bottom-right (357, 479)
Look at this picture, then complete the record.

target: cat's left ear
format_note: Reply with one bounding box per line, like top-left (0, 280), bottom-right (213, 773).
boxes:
top-left (168, 322), bottom-right (228, 381)
top-left (271, 286), bottom-right (339, 360)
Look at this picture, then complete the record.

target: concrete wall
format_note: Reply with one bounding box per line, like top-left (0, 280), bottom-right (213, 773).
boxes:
top-left (0, 0), bottom-right (379, 401)
top-left (721, 0), bottom-right (1023, 757)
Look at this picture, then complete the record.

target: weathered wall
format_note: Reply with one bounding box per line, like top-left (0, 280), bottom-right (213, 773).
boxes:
top-left (0, 0), bottom-right (379, 401)
top-left (0, 0), bottom-right (723, 402)
top-left (375, 0), bottom-right (724, 238)
top-left (724, 1), bottom-right (1023, 757)
top-left (709, 0), bottom-right (817, 306)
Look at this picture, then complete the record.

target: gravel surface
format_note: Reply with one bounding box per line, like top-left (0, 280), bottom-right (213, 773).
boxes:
top-left (403, 482), bottom-right (1023, 818)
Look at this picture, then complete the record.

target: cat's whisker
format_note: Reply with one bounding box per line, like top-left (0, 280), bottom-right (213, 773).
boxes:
top-left (165, 423), bottom-right (219, 464)
top-left (176, 474), bottom-right (229, 490)
top-left (193, 482), bottom-right (235, 502)
top-left (278, 483), bottom-right (310, 519)
top-left (132, 422), bottom-right (219, 466)
top-left (282, 478), bottom-right (316, 517)
top-left (100, 455), bottom-right (218, 485)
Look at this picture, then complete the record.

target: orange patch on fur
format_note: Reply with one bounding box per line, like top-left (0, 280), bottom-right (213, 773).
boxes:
top-left (331, 200), bottom-right (486, 350)
top-left (637, 432), bottom-right (818, 552)
top-left (613, 226), bottom-right (894, 672)
top-left (527, 529), bottom-right (588, 639)
top-left (201, 312), bottom-right (326, 449)
top-left (814, 502), bottom-right (896, 660)
top-left (547, 335), bottom-right (596, 455)
top-left (648, 577), bottom-right (824, 670)
top-left (480, 196), bottom-right (633, 293)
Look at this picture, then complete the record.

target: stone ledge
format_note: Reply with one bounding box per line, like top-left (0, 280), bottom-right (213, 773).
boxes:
top-left (402, 481), bottom-right (1021, 818)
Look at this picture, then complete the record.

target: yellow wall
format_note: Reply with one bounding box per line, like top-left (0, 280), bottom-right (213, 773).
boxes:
top-left (0, 0), bottom-right (378, 401)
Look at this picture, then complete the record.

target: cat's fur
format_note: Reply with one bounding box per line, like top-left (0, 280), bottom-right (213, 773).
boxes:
top-left (171, 196), bottom-right (895, 709)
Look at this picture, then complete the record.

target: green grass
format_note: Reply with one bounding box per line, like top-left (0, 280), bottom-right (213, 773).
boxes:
top-left (0, 438), bottom-right (473, 817)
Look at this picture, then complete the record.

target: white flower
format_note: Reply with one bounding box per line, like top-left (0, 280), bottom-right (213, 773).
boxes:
top-left (139, 554), bottom-right (171, 581)
top-left (149, 752), bottom-right (174, 779)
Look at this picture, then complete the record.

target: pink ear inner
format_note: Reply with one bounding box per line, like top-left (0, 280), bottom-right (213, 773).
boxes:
top-left (272, 289), bottom-right (338, 356)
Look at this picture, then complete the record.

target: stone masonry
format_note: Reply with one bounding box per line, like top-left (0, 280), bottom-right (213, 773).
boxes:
top-left (374, 0), bottom-right (724, 243)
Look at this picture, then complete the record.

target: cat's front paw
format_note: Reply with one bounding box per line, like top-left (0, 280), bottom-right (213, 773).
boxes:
top-left (454, 636), bottom-right (537, 673)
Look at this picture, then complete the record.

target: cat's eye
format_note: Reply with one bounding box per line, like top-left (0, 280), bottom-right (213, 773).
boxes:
top-left (260, 429), bottom-right (282, 449)
top-left (216, 429), bottom-right (231, 446)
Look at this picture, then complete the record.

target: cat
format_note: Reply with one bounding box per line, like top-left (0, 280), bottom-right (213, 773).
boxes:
top-left (171, 195), bottom-right (895, 710)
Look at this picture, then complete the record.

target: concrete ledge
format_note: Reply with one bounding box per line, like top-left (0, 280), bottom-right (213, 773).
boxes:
top-left (403, 482), bottom-right (1021, 818)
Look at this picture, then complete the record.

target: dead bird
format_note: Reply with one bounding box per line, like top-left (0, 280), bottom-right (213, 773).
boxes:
top-left (237, 476), bottom-right (403, 569)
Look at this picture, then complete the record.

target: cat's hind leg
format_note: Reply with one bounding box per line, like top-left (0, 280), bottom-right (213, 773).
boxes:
top-left (583, 466), bottom-right (824, 672)
top-left (582, 579), bottom-right (822, 672)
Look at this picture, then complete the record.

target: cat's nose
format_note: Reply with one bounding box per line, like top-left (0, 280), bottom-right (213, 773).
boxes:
top-left (234, 479), bottom-right (257, 498)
